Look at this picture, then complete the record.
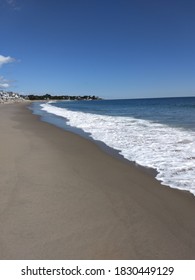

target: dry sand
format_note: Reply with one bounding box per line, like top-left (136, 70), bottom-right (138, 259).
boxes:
top-left (0, 103), bottom-right (195, 259)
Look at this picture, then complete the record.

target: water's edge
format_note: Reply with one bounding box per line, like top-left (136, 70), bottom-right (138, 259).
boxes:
top-left (28, 101), bottom-right (195, 197)
top-left (28, 102), bottom-right (159, 178)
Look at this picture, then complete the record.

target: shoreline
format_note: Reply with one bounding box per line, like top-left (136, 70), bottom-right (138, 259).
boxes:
top-left (38, 99), bottom-right (195, 196)
top-left (30, 101), bottom-right (189, 192)
top-left (30, 101), bottom-right (159, 179)
top-left (0, 103), bottom-right (195, 259)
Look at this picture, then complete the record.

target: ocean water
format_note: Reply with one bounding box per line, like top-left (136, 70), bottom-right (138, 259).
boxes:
top-left (31, 97), bottom-right (195, 195)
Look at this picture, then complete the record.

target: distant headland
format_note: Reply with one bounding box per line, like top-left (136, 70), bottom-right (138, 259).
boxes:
top-left (27, 94), bottom-right (102, 101)
top-left (0, 90), bottom-right (102, 103)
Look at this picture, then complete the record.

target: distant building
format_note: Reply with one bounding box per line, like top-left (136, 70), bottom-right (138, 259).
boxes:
top-left (0, 91), bottom-right (24, 103)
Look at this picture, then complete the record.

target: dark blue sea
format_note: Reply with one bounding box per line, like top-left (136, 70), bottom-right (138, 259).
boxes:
top-left (31, 97), bottom-right (195, 195)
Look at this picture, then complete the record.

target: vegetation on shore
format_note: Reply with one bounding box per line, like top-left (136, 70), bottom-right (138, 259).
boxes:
top-left (27, 94), bottom-right (101, 101)
top-left (0, 90), bottom-right (102, 102)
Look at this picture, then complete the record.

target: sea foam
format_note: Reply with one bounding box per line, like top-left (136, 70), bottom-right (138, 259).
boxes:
top-left (41, 102), bottom-right (195, 195)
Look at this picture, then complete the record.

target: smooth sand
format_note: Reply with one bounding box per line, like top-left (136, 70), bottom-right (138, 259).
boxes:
top-left (0, 103), bottom-right (195, 260)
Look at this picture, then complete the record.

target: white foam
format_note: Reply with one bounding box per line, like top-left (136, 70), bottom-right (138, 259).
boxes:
top-left (41, 103), bottom-right (195, 195)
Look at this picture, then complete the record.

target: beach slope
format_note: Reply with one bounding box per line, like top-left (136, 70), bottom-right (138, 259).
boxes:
top-left (0, 103), bottom-right (195, 259)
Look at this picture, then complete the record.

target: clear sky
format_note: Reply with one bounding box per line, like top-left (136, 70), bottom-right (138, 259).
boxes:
top-left (0, 0), bottom-right (194, 99)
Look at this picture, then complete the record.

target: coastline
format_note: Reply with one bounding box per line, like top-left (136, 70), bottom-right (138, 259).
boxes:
top-left (31, 101), bottom-right (159, 178)
top-left (0, 103), bottom-right (195, 259)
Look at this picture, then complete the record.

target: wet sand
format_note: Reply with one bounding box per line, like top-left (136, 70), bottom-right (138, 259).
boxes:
top-left (0, 103), bottom-right (195, 259)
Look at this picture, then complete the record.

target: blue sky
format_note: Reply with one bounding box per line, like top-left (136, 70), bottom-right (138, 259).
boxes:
top-left (0, 0), bottom-right (194, 99)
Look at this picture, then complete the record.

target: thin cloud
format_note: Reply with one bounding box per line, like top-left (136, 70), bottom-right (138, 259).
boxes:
top-left (0, 54), bottom-right (16, 89)
top-left (0, 54), bottom-right (15, 67)
top-left (6, 0), bottom-right (21, 10)
top-left (6, 0), bottom-right (14, 4)
top-left (0, 76), bottom-right (11, 89)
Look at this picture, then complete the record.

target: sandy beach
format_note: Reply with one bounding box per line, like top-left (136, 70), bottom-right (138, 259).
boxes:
top-left (0, 103), bottom-right (195, 259)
